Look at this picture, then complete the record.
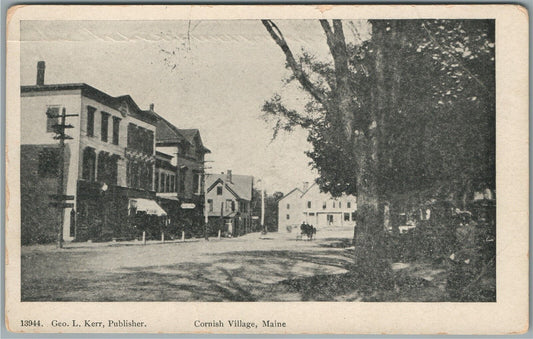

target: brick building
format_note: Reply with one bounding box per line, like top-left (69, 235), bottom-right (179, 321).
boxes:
top-left (21, 62), bottom-right (165, 243)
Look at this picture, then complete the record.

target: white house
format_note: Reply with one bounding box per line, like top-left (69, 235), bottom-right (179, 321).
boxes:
top-left (300, 183), bottom-right (357, 228)
top-left (278, 182), bottom-right (357, 232)
top-left (277, 187), bottom-right (303, 232)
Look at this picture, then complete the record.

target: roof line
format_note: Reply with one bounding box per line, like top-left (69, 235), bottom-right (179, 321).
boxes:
top-left (278, 187), bottom-right (303, 201)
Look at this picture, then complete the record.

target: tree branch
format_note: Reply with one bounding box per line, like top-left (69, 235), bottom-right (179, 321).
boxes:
top-left (262, 20), bottom-right (327, 106)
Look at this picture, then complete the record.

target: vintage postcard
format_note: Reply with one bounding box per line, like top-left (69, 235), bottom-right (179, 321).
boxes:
top-left (5, 4), bottom-right (529, 335)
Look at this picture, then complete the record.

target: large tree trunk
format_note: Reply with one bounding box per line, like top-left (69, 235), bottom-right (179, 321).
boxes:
top-left (352, 132), bottom-right (392, 286)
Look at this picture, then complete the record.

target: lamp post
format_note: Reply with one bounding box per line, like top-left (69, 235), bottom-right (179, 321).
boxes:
top-left (100, 182), bottom-right (108, 239)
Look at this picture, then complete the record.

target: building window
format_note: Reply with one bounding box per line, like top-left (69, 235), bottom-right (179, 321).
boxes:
top-left (323, 202), bottom-right (327, 209)
top-left (46, 106), bottom-right (60, 133)
top-left (193, 173), bottom-right (200, 194)
top-left (101, 112), bottom-right (109, 142)
top-left (112, 116), bottom-right (120, 145)
top-left (161, 172), bottom-right (166, 192)
top-left (286, 214), bottom-right (290, 220)
top-left (351, 212), bottom-right (357, 221)
top-left (97, 152), bottom-right (107, 182)
top-left (344, 213), bottom-right (350, 221)
top-left (309, 212), bottom-right (315, 216)
top-left (287, 203), bottom-right (290, 209)
top-left (225, 199), bottom-right (232, 212)
top-left (327, 214), bottom-right (334, 225)
top-left (208, 199), bottom-right (213, 212)
top-left (87, 106), bottom-right (95, 137)
top-left (217, 186), bottom-right (223, 195)
top-left (333, 202), bottom-right (336, 208)
top-left (307, 201), bottom-right (311, 208)
top-left (155, 171), bottom-right (159, 192)
top-left (231, 201), bottom-right (235, 212)
top-left (347, 202), bottom-right (351, 209)
top-left (339, 202), bottom-right (342, 209)
top-left (38, 148), bottom-right (59, 177)
top-left (81, 147), bottom-right (96, 181)
top-left (166, 174), bottom-right (170, 193)
top-left (179, 169), bottom-right (187, 193)
top-left (169, 174), bottom-right (174, 192)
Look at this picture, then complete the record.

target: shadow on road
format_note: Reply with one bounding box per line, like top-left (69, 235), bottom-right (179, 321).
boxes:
top-left (21, 235), bottom-right (450, 302)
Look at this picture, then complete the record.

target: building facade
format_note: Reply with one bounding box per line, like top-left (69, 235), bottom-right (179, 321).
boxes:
top-left (21, 62), bottom-right (164, 243)
top-left (277, 188), bottom-right (303, 232)
top-left (153, 112), bottom-right (211, 237)
top-left (278, 182), bottom-right (358, 232)
top-left (205, 171), bottom-right (253, 237)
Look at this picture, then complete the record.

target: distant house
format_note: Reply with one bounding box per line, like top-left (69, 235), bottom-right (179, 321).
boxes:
top-left (278, 182), bottom-right (357, 232)
top-left (277, 187), bottom-right (303, 231)
top-left (301, 183), bottom-right (357, 229)
top-left (205, 171), bottom-right (253, 237)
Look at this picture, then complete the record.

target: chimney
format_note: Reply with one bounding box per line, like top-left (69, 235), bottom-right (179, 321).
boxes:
top-left (226, 170), bottom-right (232, 183)
top-left (36, 61), bottom-right (45, 86)
top-left (149, 103), bottom-right (154, 111)
top-left (303, 181), bottom-right (309, 192)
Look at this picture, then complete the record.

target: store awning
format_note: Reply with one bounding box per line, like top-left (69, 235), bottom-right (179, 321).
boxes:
top-left (129, 198), bottom-right (167, 216)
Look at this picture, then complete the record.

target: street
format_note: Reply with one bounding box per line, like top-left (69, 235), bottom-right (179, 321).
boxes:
top-left (21, 228), bottom-right (449, 302)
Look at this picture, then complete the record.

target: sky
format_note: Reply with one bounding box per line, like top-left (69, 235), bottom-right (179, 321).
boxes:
top-left (21, 20), bottom-right (370, 193)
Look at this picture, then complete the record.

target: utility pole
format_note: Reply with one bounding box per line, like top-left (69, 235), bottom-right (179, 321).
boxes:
top-left (261, 183), bottom-right (266, 234)
top-left (204, 172), bottom-right (209, 241)
top-left (257, 178), bottom-right (266, 234)
top-left (201, 163), bottom-right (212, 241)
top-left (48, 107), bottom-right (78, 248)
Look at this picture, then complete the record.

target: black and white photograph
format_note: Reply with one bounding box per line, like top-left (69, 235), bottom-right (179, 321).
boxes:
top-left (5, 4), bottom-right (528, 335)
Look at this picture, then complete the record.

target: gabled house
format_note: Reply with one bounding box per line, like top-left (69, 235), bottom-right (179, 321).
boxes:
top-left (205, 170), bottom-right (253, 237)
top-left (277, 187), bottom-right (303, 232)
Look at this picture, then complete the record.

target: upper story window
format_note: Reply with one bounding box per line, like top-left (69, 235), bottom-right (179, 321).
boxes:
top-left (86, 106), bottom-right (96, 137)
top-left (179, 169), bottom-right (187, 193)
top-left (333, 202), bottom-right (336, 208)
top-left (112, 116), bottom-right (121, 145)
top-left (217, 186), bottom-right (223, 195)
top-left (45, 106), bottom-right (60, 133)
top-left (347, 202), bottom-right (351, 209)
top-left (307, 201), bottom-right (312, 208)
top-left (323, 202), bottom-right (327, 209)
top-left (339, 202), bottom-right (342, 209)
top-left (287, 203), bottom-right (290, 209)
top-left (208, 199), bottom-right (213, 212)
top-left (127, 123), bottom-right (154, 155)
top-left (101, 112), bottom-right (109, 142)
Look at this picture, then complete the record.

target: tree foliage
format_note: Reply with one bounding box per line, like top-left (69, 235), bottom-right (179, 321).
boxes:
top-left (262, 20), bottom-right (495, 207)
